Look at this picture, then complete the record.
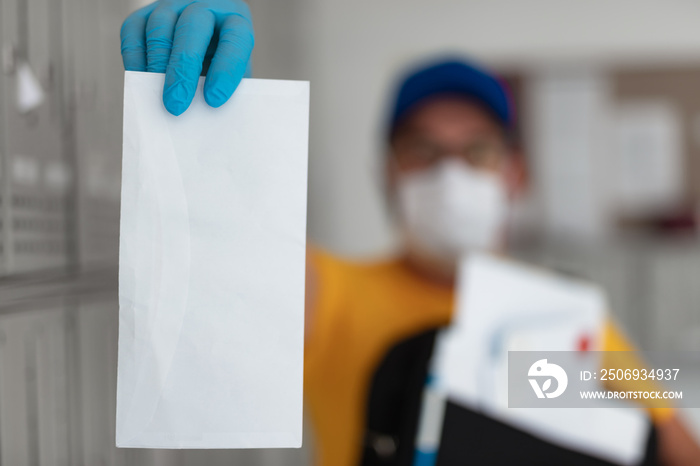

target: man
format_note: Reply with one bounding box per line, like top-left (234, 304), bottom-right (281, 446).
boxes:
top-left (121, 2), bottom-right (700, 465)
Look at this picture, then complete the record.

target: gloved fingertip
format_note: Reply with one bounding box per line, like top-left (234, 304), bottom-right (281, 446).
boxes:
top-left (121, 48), bottom-right (147, 72)
top-left (163, 81), bottom-right (193, 116)
top-left (203, 78), bottom-right (235, 109)
top-left (164, 100), bottom-right (188, 116)
top-left (203, 87), bottom-right (228, 108)
top-left (124, 62), bottom-right (145, 73)
top-left (125, 60), bottom-right (147, 72)
top-left (146, 58), bottom-right (169, 74)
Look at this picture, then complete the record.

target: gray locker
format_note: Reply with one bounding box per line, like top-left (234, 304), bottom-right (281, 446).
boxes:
top-left (0, 0), bottom-right (75, 275)
top-left (63, 0), bottom-right (125, 268)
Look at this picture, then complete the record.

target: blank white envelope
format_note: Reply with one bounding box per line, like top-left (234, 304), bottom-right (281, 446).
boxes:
top-left (117, 71), bottom-right (309, 449)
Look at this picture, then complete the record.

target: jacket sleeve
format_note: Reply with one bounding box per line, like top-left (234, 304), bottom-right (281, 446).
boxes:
top-left (601, 319), bottom-right (675, 423)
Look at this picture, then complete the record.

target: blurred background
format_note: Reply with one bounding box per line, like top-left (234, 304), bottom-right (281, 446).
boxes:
top-left (1, 0), bottom-right (700, 464)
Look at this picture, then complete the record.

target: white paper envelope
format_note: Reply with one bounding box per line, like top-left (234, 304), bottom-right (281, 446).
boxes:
top-left (116, 71), bottom-right (309, 449)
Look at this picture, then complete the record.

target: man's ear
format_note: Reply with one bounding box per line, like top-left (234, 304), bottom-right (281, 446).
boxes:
top-left (384, 148), bottom-right (403, 194)
top-left (503, 150), bottom-right (528, 200)
top-left (383, 152), bottom-right (401, 220)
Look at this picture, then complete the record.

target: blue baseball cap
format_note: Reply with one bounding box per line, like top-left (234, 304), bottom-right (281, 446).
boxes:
top-left (387, 58), bottom-right (514, 138)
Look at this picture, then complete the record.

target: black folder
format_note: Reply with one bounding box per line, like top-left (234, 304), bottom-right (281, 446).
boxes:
top-left (360, 328), bottom-right (658, 466)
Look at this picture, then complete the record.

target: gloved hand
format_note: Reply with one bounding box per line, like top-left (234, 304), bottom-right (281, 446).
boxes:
top-left (120, 0), bottom-right (254, 116)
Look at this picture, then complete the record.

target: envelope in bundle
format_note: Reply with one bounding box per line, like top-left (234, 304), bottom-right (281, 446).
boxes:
top-left (117, 71), bottom-right (309, 449)
top-left (432, 254), bottom-right (649, 465)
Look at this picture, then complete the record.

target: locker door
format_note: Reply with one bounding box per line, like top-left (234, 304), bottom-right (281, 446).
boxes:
top-left (0, 0), bottom-right (75, 276)
top-left (0, 308), bottom-right (72, 466)
top-left (64, 0), bottom-right (124, 268)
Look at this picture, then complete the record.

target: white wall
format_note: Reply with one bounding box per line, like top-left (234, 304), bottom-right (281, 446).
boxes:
top-left (288, 0), bottom-right (700, 256)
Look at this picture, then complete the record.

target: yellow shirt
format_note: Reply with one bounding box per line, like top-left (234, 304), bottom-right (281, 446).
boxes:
top-left (304, 249), bottom-right (672, 466)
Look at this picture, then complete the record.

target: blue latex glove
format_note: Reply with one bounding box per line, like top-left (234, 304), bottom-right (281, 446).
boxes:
top-left (121, 0), bottom-right (254, 116)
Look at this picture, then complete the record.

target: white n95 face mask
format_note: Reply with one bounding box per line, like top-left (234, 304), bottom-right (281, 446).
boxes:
top-left (396, 158), bottom-right (508, 263)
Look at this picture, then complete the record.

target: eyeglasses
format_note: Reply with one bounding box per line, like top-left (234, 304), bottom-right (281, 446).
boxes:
top-left (392, 136), bottom-right (508, 171)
